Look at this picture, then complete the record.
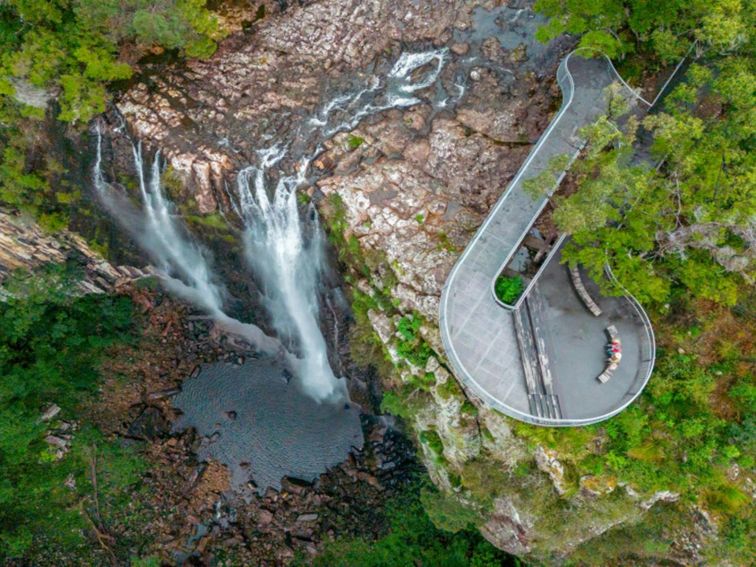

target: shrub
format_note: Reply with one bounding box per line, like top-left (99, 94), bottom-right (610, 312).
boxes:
top-left (346, 134), bottom-right (365, 150)
top-left (305, 482), bottom-right (515, 566)
top-left (419, 429), bottom-right (445, 458)
top-left (0, 264), bottom-right (144, 560)
top-left (494, 275), bottom-right (524, 305)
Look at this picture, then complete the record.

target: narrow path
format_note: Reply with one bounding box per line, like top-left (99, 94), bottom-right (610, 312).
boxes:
top-left (439, 52), bottom-right (653, 426)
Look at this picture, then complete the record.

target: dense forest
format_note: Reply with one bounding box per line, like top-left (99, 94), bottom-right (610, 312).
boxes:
top-left (0, 0), bottom-right (753, 564)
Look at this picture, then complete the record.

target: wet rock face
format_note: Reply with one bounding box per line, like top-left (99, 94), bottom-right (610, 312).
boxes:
top-left (317, 116), bottom-right (534, 321)
top-left (105, 0), bottom-right (582, 560)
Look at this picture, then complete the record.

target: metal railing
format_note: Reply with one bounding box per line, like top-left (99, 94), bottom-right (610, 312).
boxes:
top-left (439, 49), bottom-right (666, 427)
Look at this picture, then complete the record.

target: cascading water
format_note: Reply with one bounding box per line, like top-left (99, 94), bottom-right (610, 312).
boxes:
top-left (236, 150), bottom-right (342, 401)
top-left (233, 49), bottom-right (450, 402)
top-left (93, 48), bottom-right (452, 403)
top-left (93, 126), bottom-right (289, 358)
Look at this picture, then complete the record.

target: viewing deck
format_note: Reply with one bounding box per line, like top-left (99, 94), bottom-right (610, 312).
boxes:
top-left (439, 53), bottom-right (656, 426)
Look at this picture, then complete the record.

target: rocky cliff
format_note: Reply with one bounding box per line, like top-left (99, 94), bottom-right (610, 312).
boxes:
top-left (0, 208), bottom-right (148, 294)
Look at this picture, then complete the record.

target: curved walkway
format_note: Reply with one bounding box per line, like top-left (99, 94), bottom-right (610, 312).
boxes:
top-left (439, 52), bottom-right (655, 426)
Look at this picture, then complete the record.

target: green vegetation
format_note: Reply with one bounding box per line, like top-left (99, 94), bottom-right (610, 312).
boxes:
top-left (420, 429), bottom-right (446, 464)
top-left (0, 0), bottom-right (226, 230)
top-left (0, 0), bottom-right (225, 124)
top-left (396, 313), bottom-right (434, 368)
top-left (512, 294), bottom-right (753, 560)
top-left (534, 0), bottom-right (751, 62)
top-left (520, 8), bottom-right (756, 558)
top-left (346, 134), bottom-right (365, 150)
top-left (522, 22), bottom-right (756, 567)
top-left (186, 212), bottom-right (229, 231)
top-left (494, 275), bottom-right (524, 305)
top-left (534, 3), bottom-right (753, 308)
top-left (304, 483), bottom-right (516, 567)
top-left (0, 264), bottom-right (152, 562)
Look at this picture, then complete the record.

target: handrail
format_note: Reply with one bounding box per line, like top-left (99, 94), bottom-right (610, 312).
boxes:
top-left (439, 49), bottom-right (659, 427)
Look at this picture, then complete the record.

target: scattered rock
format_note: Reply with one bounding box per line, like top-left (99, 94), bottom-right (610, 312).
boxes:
top-left (45, 435), bottom-right (69, 450)
top-left (147, 387), bottom-right (182, 401)
top-left (64, 473), bottom-right (76, 491)
top-left (128, 406), bottom-right (170, 440)
top-left (451, 42), bottom-right (469, 55)
top-left (534, 446), bottom-right (569, 496)
top-left (641, 490), bottom-right (680, 510)
top-left (40, 403), bottom-right (61, 422)
top-left (579, 475), bottom-right (617, 498)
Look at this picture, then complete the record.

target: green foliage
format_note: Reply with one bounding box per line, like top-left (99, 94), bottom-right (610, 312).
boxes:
top-left (421, 488), bottom-right (483, 533)
top-left (0, 264), bottom-right (146, 560)
top-left (131, 556), bottom-right (162, 567)
top-left (554, 53), bottom-right (754, 307)
top-left (535, 0), bottom-right (754, 62)
top-left (522, 153), bottom-right (571, 201)
top-left (420, 429), bottom-right (445, 460)
top-left (494, 275), bottom-right (524, 305)
top-left (346, 134), bottom-right (365, 150)
top-left (436, 376), bottom-right (463, 401)
top-left (380, 387), bottom-right (425, 421)
top-left (554, 76), bottom-right (755, 305)
top-left (0, 0), bottom-right (225, 125)
top-left (393, 313), bottom-right (434, 368)
top-left (186, 212), bottom-right (229, 231)
top-left (511, 294), bottom-right (753, 563)
top-left (305, 484), bottom-right (515, 567)
top-left (0, 0), bottom-right (226, 230)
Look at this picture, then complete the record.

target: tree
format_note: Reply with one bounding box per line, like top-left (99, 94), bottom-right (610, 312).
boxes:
top-left (535, 0), bottom-right (754, 63)
top-left (0, 265), bottom-right (145, 560)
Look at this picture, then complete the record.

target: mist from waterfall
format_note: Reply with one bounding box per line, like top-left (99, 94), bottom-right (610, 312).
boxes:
top-left (234, 48), bottom-right (449, 403)
top-left (93, 127), bottom-right (289, 358)
top-left (237, 150), bottom-right (342, 401)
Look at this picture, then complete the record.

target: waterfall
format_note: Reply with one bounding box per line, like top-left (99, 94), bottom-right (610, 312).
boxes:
top-left (233, 48), bottom-right (449, 402)
top-left (94, 48), bottom-right (450, 403)
top-left (237, 151), bottom-right (343, 402)
top-left (93, 126), bottom-right (290, 359)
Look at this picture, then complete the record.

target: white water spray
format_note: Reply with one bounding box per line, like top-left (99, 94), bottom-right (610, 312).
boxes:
top-left (93, 126), bottom-right (288, 358)
top-left (234, 48), bottom-right (449, 402)
top-left (237, 155), bottom-right (341, 401)
top-left (93, 48), bottom-right (449, 403)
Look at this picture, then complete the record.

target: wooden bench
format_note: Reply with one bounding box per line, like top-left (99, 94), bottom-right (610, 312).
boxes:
top-left (569, 265), bottom-right (602, 317)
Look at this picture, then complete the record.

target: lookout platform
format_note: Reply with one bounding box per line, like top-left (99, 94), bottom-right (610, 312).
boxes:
top-left (439, 53), bottom-right (655, 426)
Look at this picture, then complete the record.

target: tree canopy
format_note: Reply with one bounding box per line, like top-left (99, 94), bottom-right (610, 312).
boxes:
top-left (534, 0), bottom-right (753, 61)
top-left (0, 0), bottom-right (224, 124)
top-left (0, 265), bottom-right (145, 559)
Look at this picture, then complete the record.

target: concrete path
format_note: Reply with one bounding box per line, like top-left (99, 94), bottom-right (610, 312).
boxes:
top-left (439, 52), bottom-right (655, 426)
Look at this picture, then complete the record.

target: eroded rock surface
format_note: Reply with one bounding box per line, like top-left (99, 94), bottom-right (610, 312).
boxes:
top-left (0, 208), bottom-right (148, 293)
top-left (114, 0), bottom-right (549, 212)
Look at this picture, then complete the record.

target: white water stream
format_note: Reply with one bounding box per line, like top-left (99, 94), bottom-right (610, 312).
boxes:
top-left (94, 49), bottom-right (450, 402)
top-left (93, 127), bottom-right (289, 359)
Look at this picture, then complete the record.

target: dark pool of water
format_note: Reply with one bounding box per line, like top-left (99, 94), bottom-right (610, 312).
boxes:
top-left (172, 359), bottom-right (363, 493)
